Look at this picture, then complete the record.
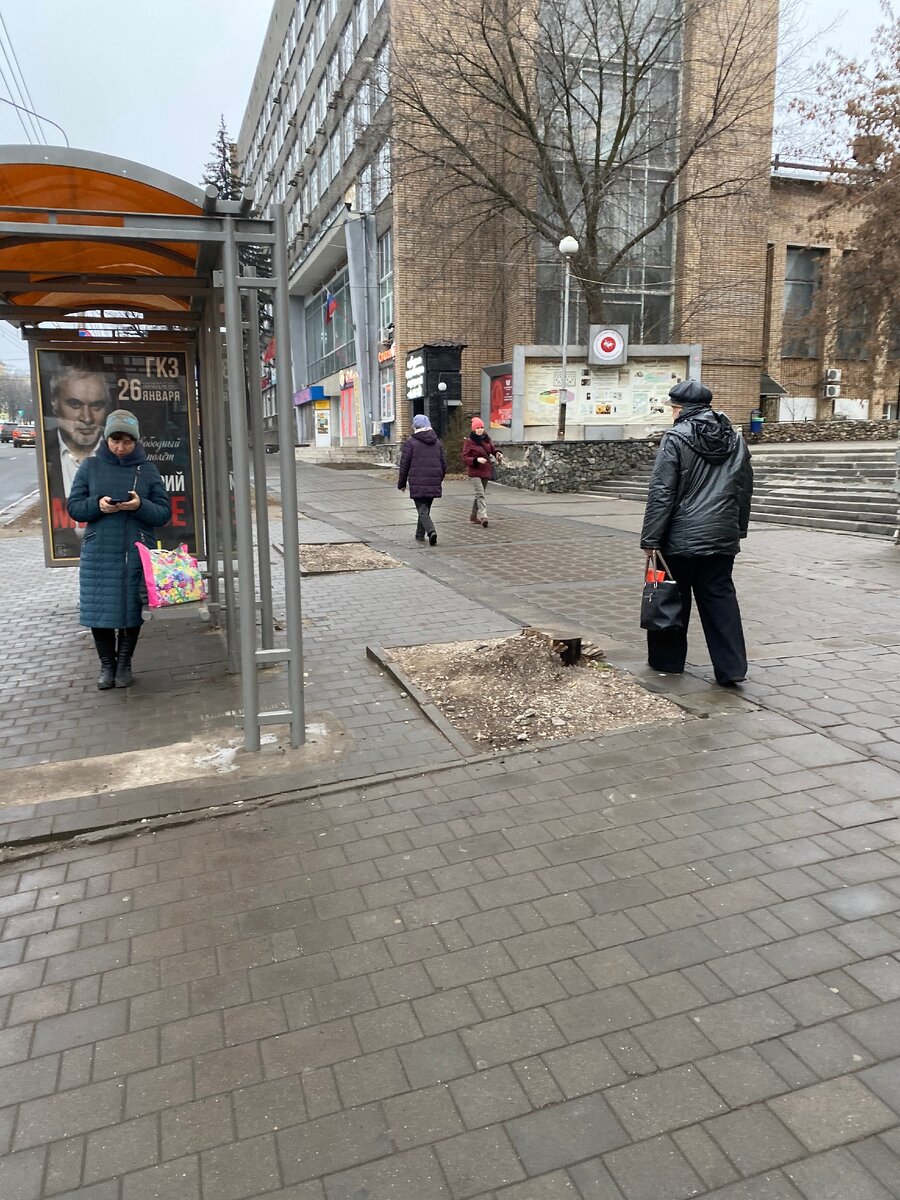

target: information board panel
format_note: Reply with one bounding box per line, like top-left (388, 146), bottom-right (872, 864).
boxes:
top-left (523, 356), bottom-right (687, 426)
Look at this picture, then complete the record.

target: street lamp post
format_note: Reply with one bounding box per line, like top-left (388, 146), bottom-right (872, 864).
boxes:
top-left (556, 235), bottom-right (579, 440)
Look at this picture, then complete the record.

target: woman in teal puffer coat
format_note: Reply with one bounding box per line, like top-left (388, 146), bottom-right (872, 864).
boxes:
top-left (67, 409), bottom-right (171, 689)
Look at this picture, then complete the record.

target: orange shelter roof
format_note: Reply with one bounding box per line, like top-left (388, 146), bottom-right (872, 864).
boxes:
top-left (0, 147), bottom-right (212, 319)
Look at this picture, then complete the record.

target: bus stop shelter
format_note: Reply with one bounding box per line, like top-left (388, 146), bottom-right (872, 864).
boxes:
top-left (0, 146), bottom-right (304, 751)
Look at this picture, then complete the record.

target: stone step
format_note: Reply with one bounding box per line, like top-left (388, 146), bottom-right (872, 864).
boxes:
top-left (751, 511), bottom-right (895, 537)
top-left (752, 498), bottom-right (896, 519)
top-left (753, 467), bottom-right (895, 479)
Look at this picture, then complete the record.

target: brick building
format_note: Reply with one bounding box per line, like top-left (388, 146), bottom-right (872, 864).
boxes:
top-left (237, 0), bottom-right (896, 446)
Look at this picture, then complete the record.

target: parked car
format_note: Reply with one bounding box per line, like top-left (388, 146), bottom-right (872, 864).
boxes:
top-left (0, 421), bottom-right (16, 443)
top-left (12, 425), bottom-right (35, 447)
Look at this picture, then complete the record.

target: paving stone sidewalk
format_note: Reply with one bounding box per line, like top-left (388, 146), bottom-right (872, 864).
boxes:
top-left (1, 706), bottom-right (900, 1198)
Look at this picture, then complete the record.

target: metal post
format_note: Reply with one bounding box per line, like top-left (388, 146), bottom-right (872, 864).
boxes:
top-left (199, 319), bottom-right (220, 613)
top-left (556, 255), bottom-right (572, 441)
top-left (210, 312), bottom-right (238, 670)
top-left (245, 289), bottom-right (275, 650)
top-left (273, 203), bottom-right (306, 747)
top-left (222, 220), bottom-right (260, 750)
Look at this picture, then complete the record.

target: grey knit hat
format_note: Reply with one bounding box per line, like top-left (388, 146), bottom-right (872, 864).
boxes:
top-left (104, 409), bottom-right (140, 440)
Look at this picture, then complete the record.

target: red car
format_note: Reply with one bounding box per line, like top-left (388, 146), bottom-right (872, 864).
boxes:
top-left (12, 425), bottom-right (36, 447)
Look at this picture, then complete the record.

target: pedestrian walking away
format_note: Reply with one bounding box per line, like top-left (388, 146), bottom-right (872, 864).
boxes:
top-left (640, 379), bottom-right (753, 686)
top-left (397, 413), bottom-right (446, 546)
top-left (462, 416), bottom-right (504, 527)
top-left (67, 409), bottom-right (171, 689)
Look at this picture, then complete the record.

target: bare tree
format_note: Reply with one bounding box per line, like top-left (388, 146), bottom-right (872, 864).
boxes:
top-left (792, 6), bottom-right (900, 340)
top-left (391, 0), bottom-right (782, 329)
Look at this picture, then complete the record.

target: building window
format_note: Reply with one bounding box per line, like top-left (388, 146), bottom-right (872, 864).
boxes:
top-left (305, 268), bottom-right (355, 382)
top-left (315, 4), bottom-right (326, 51)
top-left (358, 164), bottom-right (373, 212)
top-left (374, 142), bottom-right (391, 205)
top-left (379, 369), bottom-right (395, 421)
top-left (330, 131), bottom-right (341, 179)
top-left (342, 107), bottom-right (354, 160)
top-left (378, 227), bottom-right (393, 333)
top-left (341, 20), bottom-right (354, 74)
top-left (374, 43), bottom-right (389, 107)
top-left (356, 0), bottom-right (369, 46)
top-left (782, 247), bottom-right (826, 359)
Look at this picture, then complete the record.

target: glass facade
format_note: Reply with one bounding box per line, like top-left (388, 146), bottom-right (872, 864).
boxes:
top-left (304, 268), bottom-right (355, 382)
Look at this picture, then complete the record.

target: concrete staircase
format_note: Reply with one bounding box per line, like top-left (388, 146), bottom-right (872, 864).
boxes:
top-left (587, 441), bottom-right (899, 538)
top-left (294, 446), bottom-right (390, 468)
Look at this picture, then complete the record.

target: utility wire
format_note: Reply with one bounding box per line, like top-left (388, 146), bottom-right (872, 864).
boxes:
top-left (0, 7), bottom-right (42, 140)
top-left (0, 14), bottom-right (40, 142)
top-left (0, 95), bottom-right (68, 146)
top-left (0, 58), bottom-right (33, 141)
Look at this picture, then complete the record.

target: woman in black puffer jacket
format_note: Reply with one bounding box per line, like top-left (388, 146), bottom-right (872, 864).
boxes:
top-left (397, 413), bottom-right (447, 546)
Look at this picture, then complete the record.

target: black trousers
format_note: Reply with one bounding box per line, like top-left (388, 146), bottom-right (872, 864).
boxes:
top-left (413, 498), bottom-right (436, 539)
top-left (647, 553), bottom-right (747, 684)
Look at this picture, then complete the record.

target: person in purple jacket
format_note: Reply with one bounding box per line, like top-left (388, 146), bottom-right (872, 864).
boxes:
top-left (398, 413), bottom-right (447, 546)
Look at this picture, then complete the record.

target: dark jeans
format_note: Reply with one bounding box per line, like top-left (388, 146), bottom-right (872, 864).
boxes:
top-left (413, 498), bottom-right (436, 539)
top-left (647, 553), bottom-right (747, 684)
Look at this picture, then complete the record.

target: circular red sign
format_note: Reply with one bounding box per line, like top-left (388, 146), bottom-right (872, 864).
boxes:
top-left (600, 336), bottom-right (617, 354)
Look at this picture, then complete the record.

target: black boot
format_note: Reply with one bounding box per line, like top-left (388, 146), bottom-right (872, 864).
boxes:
top-left (91, 628), bottom-right (117, 690)
top-left (115, 626), bottom-right (141, 688)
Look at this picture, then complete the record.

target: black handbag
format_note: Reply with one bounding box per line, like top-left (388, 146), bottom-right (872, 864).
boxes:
top-left (640, 550), bottom-right (685, 632)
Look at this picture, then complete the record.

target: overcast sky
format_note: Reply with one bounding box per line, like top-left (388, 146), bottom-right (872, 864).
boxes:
top-left (0, 0), bottom-right (886, 370)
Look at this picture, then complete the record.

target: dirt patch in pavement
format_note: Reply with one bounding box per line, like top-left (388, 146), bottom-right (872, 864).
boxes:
top-left (0, 501), bottom-right (42, 538)
top-left (300, 542), bottom-right (400, 574)
top-left (393, 632), bottom-right (682, 751)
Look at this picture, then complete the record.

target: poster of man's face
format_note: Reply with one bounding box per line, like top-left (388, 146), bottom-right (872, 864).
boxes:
top-left (51, 368), bottom-right (111, 457)
top-left (35, 347), bottom-right (201, 567)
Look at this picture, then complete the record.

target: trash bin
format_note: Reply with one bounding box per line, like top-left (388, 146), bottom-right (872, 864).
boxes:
top-left (749, 409), bottom-right (764, 436)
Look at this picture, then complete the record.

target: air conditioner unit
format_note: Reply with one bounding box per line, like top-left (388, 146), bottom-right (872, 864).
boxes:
top-left (825, 367), bottom-right (842, 383)
top-left (287, 117), bottom-right (297, 128)
top-left (378, 326), bottom-right (393, 344)
top-left (264, 170), bottom-right (274, 183)
top-left (824, 383), bottom-right (841, 399)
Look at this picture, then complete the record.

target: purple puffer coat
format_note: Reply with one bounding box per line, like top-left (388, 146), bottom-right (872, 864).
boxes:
top-left (398, 429), bottom-right (447, 499)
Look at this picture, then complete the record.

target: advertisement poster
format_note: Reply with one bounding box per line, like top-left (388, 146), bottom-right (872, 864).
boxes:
top-left (523, 357), bottom-right (686, 426)
top-left (489, 373), bottom-right (513, 429)
top-left (35, 347), bottom-right (201, 566)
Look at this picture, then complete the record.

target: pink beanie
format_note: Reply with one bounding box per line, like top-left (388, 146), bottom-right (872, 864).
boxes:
top-left (471, 417), bottom-right (485, 431)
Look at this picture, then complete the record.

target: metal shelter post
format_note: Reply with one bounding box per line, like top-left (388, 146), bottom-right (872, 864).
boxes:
top-left (222, 219), bottom-right (260, 749)
top-left (246, 290), bottom-right (275, 651)
top-left (199, 318), bottom-right (221, 616)
top-left (209, 312), bottom-right (238, 671)
top-left (273, 203), bottom-right (305, 747)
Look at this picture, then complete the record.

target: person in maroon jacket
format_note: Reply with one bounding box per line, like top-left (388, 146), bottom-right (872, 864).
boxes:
top-left (398, 413), bottom-right (447, 545)
top-left (462, 417), bottom-right (504, 527)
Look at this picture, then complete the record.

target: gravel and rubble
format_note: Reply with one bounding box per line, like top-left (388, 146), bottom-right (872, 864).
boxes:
top-left (393, 630), bottom-right (683, 751)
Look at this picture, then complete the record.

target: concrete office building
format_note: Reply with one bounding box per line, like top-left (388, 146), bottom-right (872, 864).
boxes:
top-left (238, 0), bottom-right (898, 448)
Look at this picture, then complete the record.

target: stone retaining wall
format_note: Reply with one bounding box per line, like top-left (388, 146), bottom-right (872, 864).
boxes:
top-left (373, 438), bottom-right (661, 492)
top-left (760, 419), bottom-right (900, 443)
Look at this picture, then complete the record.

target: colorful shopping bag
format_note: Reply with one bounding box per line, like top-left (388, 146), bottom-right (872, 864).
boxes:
top-left (136, 542), bottom-right (208, 608)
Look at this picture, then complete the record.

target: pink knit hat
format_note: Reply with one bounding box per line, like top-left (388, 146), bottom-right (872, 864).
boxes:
top-left (471, 417), bottom-right (485, 431)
